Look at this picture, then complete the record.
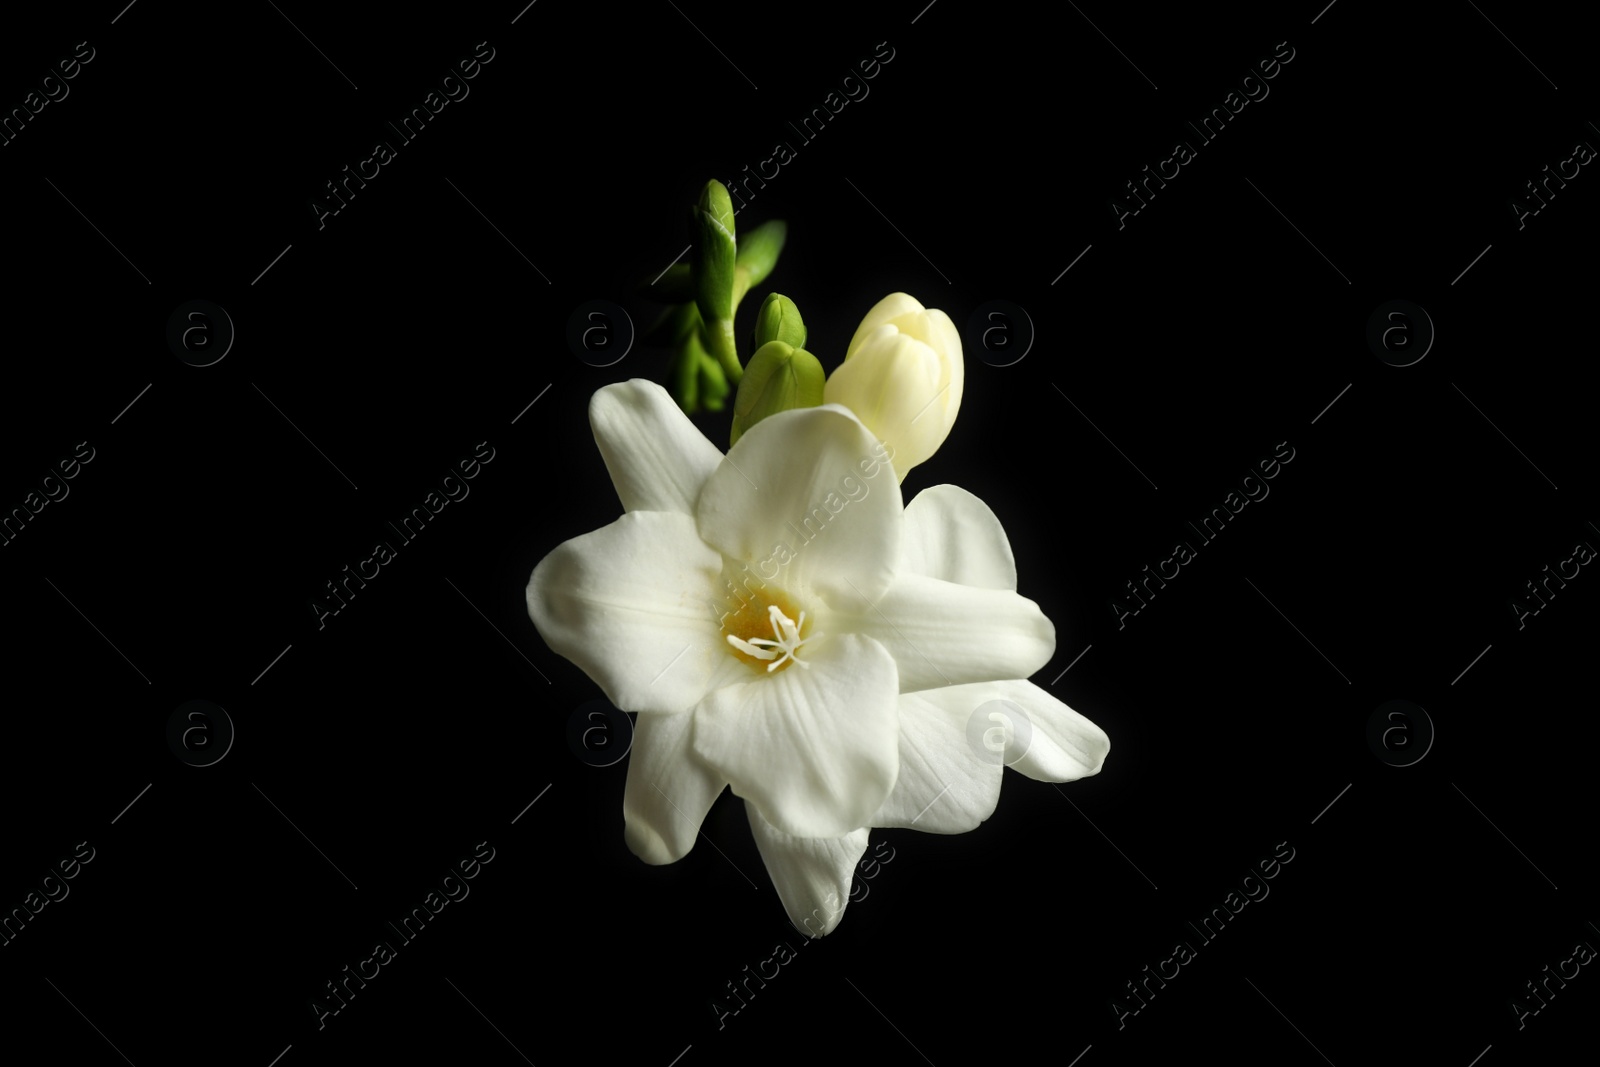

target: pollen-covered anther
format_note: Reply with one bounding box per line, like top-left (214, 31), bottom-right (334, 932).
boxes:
top-left (726, 605), bottom-right (821, 672)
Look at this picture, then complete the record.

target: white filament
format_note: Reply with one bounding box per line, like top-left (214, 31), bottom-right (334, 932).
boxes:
top-left (726, 605), bottom-right (821, 672)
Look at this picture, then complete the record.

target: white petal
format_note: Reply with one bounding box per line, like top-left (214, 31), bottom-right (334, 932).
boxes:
top-left (832, 299), bottom-right (964, 485)
top-left (623, 712), bottom-right (728, 864)
top-left (871, 689), bottom-right (1002, 833)
top-left (526, 510), bottom-right (729, 714)
top-left (914, 308), bottom-right (964, 416)
top-left (846, 292), bottom-right (927, 357)
top-left (747, 805), bottom-right (868, 938)
top-left (846, 301), bottom-right (963, 420)
top-left (901, 484), bottom-right (1017, 591)
top-left (695, 404), bottom-right (903, 610)
top-left (823, 331), bottom-right (953, 477)
top-left (590, 379), bottom-right (724, 514)
top-left (972, 680), bottom-right (1110, 782)
top-left (692, 633), bottom-right (900, 838)
top-left (835, 573), bottom-right (1054, 692)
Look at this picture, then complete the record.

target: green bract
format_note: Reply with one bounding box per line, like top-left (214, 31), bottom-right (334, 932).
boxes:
top-left (735, 219), bottom-right (788, 288)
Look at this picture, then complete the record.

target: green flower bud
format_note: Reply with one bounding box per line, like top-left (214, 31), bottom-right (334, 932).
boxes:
top-left (730, 340), bottom-right (825, 446)
top-left (753, 293), bottom-right (807, 350)
top-left (692, 180), bottom-right (742, 383)
top-left (693, 181), bottom-right (737, 324)
top-left (700, 177), bottom-right (736, 233)
top-left (734, 219), bottom-right (788, 288)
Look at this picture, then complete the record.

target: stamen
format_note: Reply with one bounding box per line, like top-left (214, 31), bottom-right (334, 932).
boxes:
top-left (744, 604), bottom-right (821, 672)
top-left (726, 634), bottom-right (778, 660)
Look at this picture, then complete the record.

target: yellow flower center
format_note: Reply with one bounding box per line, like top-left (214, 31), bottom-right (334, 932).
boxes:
top-left (723, 588), bottom-right (819, 674)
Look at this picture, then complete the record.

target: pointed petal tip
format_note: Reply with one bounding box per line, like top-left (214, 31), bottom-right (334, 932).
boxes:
top-left (746, 804), bottom-right (866, 938)
top-left (589, 379), bottom-right (725, 514)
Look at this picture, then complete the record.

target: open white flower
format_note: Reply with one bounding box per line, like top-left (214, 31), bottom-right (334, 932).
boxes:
top-left (526, 379), bottom-right (1096, 934)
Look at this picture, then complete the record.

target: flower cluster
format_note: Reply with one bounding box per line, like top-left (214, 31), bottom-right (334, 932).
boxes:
top-left (526, 287), bottom-right (1109, 935)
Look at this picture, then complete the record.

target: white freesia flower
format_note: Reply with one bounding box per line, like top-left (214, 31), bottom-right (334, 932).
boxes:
top-left (526, 379), bottom-right (1104, 936)
top-left (823, 293), bottom-right (964, 482)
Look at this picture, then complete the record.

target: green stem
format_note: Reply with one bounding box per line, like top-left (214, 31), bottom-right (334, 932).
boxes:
top-left (704, 315), bottom-right (742, 384)
top-left (702, 265), bottom-right (755, 385)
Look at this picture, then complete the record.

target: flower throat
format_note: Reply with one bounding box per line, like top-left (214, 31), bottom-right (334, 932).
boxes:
top-left (721, 585), bottom-right (818, 673)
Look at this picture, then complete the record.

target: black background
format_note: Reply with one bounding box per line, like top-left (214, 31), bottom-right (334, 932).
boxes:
top-left (2, 2), bottom-right (1595, 1064)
